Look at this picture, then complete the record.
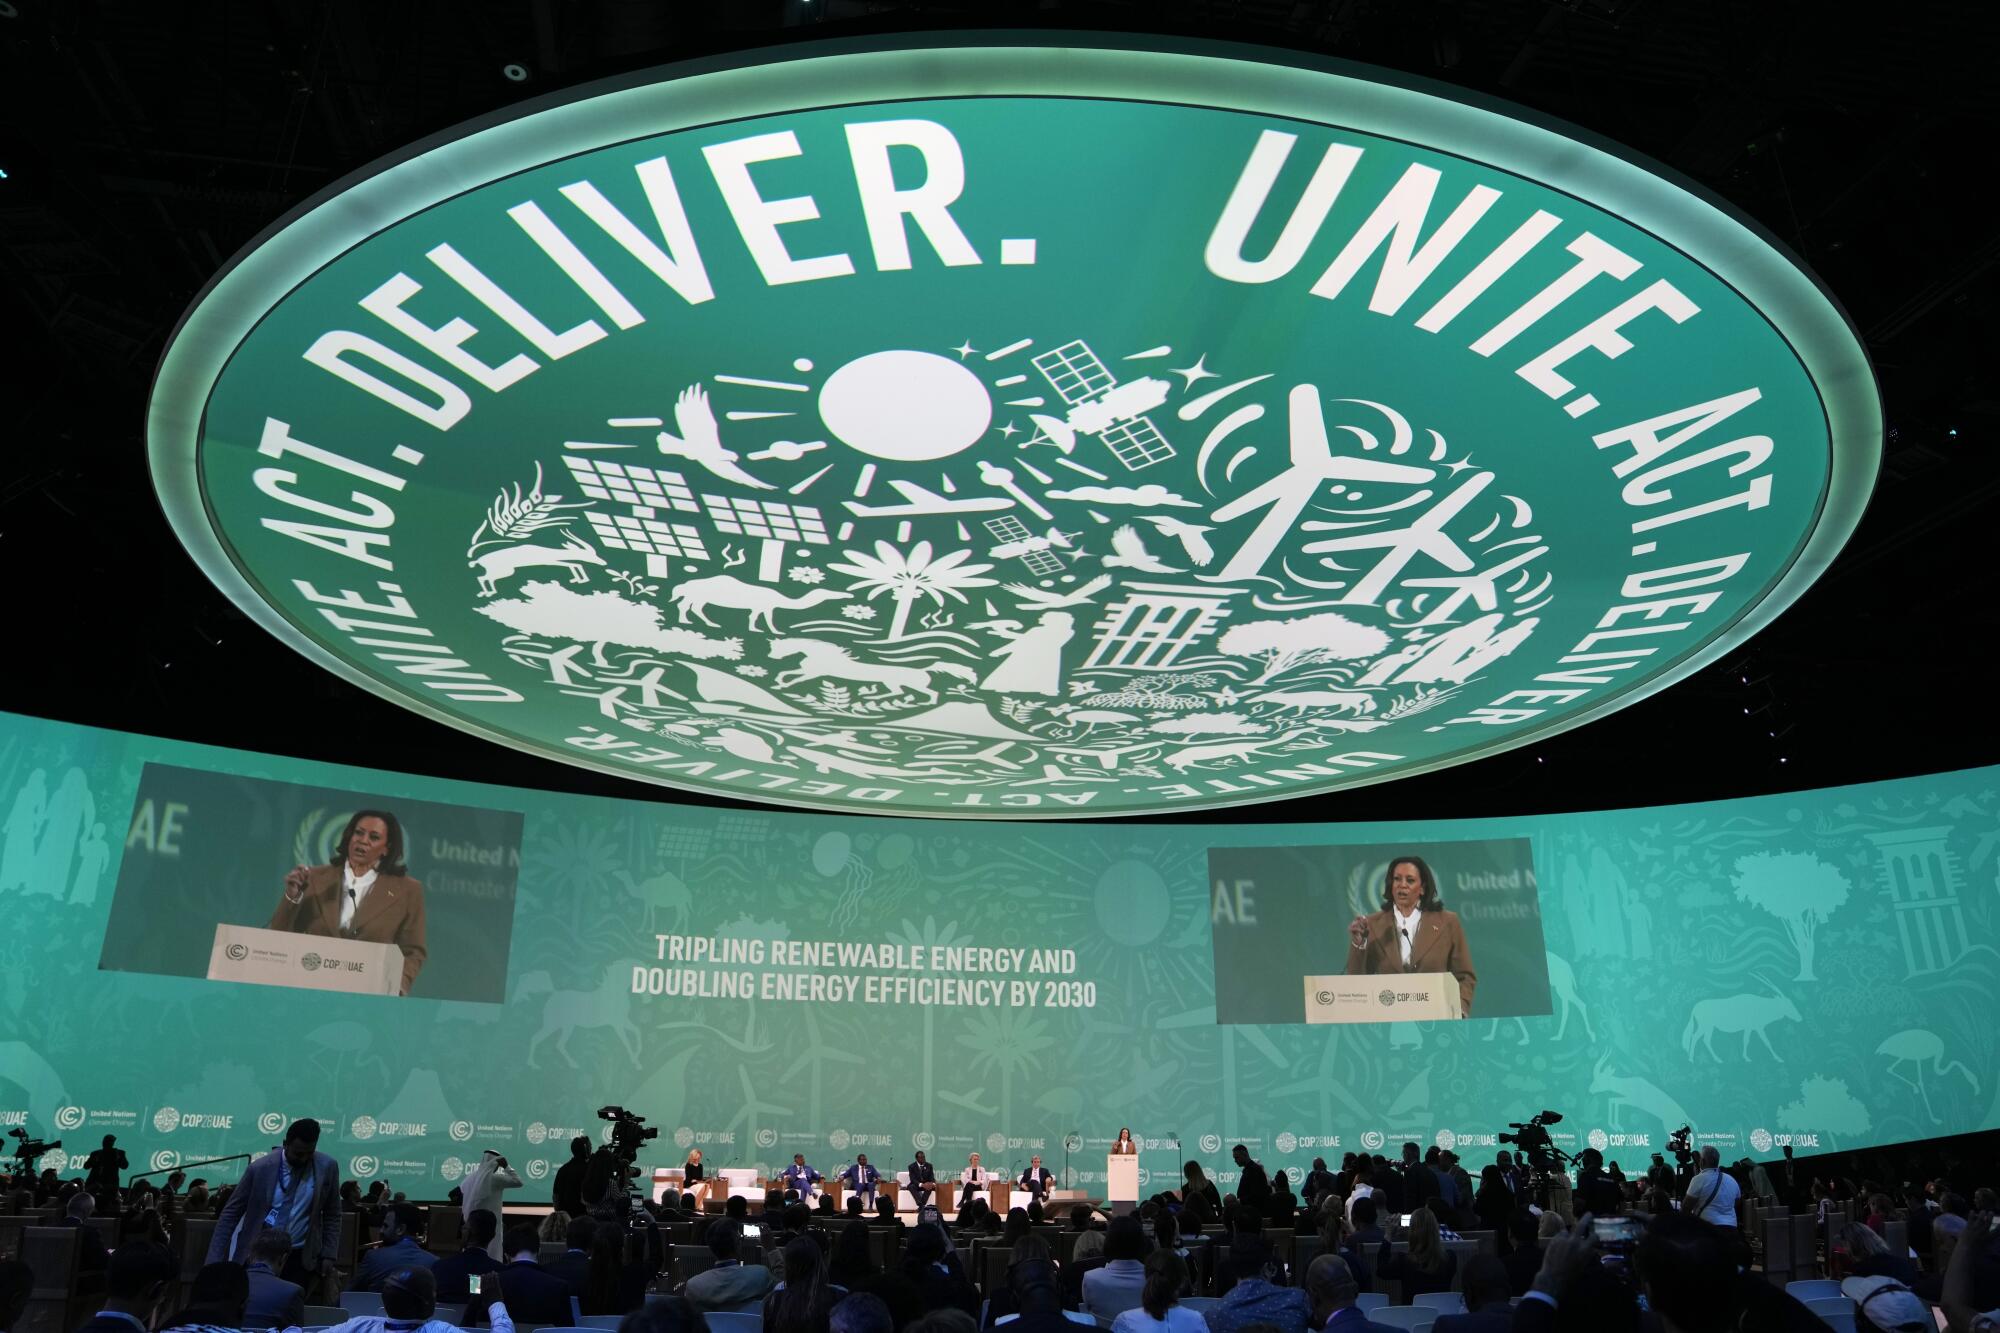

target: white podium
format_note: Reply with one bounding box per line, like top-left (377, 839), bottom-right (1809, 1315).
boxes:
top-left (1106, 1153), bottom-right (1139, 1212)
top-left (207, 923), bottom-right (401, 996)
top-left (1303, 972), bottom-right (1463, 1023)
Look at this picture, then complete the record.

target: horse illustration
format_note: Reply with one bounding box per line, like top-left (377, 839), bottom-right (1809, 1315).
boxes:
top-left (769, 639), bottom-right (979, 701)
top-left (517, 961), bottom-right (644, 1069)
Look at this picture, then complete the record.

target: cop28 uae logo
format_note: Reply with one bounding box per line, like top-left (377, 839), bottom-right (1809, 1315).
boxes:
top-left (150, 40), bottom-right (1876, 818)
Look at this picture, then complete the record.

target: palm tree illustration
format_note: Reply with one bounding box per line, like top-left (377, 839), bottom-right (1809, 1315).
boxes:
top-left (958, 1008), bottom-right (1057, 1138)
top-left (827, 540), bottom-right (998, 641)
top-left (885, 916), bottom-right (970, 1129)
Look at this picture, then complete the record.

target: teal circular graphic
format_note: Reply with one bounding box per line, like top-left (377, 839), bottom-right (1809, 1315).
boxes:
top-left (150, 37), bottom-right (1877, 818)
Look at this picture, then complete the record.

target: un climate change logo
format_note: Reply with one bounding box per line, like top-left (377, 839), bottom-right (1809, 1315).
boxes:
top-left (1198, 1135), bottom-right (1221, 1155)
top-left (258, 1112), bottom-right (287, 1135)
top-left (1750, 1128), bottom-right (1774, 1153)
top-left (226, 943), bottom-right (249, 961)
top-left (526, 1159), bottom-right (550, 1180)
top-left (55, 1106), bottom-right (85, 1131)
top-left (755, 1128), bottom-right (778, 1149)
top-left (450, 1121), bottom-right (475, 1142)
top-left (913, 1132), bottom-right (936, 1153)
top-left (350, 1115), bottom-right (378, 1141)
top-left (674, 1126), bottom-right (695, 1149)
top-left (1064, 1134), bottom-right (1083, 1154)
top-left (152, 1107), bottom-right (181, 1134)
top-left (350, 1155), bottom-right (379, 1177)
top-left (150, 1150), bottom-right (180, 1172)
top-left (1359, 1131), bottom-right (1385, 1151)
top-left (828, 1130), bottom-right (851, 1152)
top-left (1275, 1133), bottom-right (1297, 1154)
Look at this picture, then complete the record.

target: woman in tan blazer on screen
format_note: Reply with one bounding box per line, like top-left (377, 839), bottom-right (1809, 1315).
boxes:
top-left (1344, 855), bottom-right (1475, 1017)
top-left (269, 808), bottom-right (427, 995)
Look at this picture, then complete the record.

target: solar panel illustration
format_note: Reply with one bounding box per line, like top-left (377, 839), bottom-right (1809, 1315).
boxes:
top-left (562, 456), bottom-right (703, 513)
top-left (702, 494), bottom-right (830, 545)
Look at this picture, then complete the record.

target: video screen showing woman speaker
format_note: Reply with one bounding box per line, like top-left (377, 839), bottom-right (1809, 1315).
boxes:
top-left (1208, 839), bottom-right (1551, 1024)
top-left (99, 763), bottom-right (521, 1002)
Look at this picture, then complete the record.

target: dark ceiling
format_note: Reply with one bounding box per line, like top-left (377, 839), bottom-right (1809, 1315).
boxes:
top-left (2, 0), bottom-right (1995, 824)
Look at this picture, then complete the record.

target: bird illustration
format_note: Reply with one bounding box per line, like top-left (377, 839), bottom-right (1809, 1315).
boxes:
top-left (1137, 514), bottom-right (1214, 566)
top-left (656, 384), bottom-right (774, 490)
top-left (1000, 574), bottom-right (1113, 608)
top-left (703, 726), bottom-right (790, 766)
top-left (1100, 524), bottom-right (1182, 574)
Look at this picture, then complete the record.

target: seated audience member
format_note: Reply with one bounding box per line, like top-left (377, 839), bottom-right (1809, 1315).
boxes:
top-left (1942, 1210), bottom-right (2000, 1333)
top-left (57, 1189), bottom-right (112, 1274)
top-left (547, 1215), bottom-right (598, 1297)
top-left (1302, 1255), bottom-right (1392, 1333)
top-left (831, 1292), bottom-right (896, 1333)
top-left (244, 1227), bottom-right (308, 1329)
top-left (349, 1265), bottom-right (501, 1333)
top-left (1337, 1197), bottom-right (1383, 1292)
top-left (74, 1243), bottom-right (177, 1333)
top-left (1063, 1230), bottom-right (1108, 1309)
top-left (354, 1203), bottom-right (436, 1291)
top-left (1845, 1220), bottom-right (1921, 1287)
top-left (1374, 1207), bottom-right (1455, 1298)
top-left (618, 1294), bottom-right (709, 1333)
top-left (900, 1223), bottom-right (979, 1318)
top-left (1203, 1241), bottom-right (1308, 1333)
top-left (432, 1210), bottom-right (505, 1303)
top-left (159, 1262), bottom-right (251, 1333)
top-left (1082, 1215), bottom-right (1150, 1318)
top-left (1502, 1212), bottom-right (1544, 1296)
top-left (1070, 1204), bottom-right (1098, 1232)
top-left (1113, 1250), bottom-right (1204, 1333)
top-left (828, 1219), bottom-right (879, 1293)
top-left (766, 1236), bottom-right (841, 1333)
top-left (874, 1197), bottom-right (903, 1228)
top-left (471, 1225), bottom-right (575, 1326)
top-left (682, 1218), bottom-right (776, 1312)
top-left (998, 1259), bottom-right (1082, 1333)
top-left (1431, 1254), bottom-right (1512, 1333)
top-left (585, 1217), bottom-right (654, 1316)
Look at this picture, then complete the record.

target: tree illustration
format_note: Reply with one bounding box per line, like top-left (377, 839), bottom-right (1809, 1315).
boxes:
top-left (476, 581), bottom-right (742, 664)
top-left (1776, 1075), bottom-right (1871, 1148)
top-left (827, 540), bottom-right (997, 641)
top-left (1217, 612), bottom-right (1391, 682)
top-left (958, 1007), bottom-right (1057, 1138)
top-left (1730, 850), bottom-right (1850, 981)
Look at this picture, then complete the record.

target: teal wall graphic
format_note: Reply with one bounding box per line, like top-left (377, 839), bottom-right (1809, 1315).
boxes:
top-left (1, 706), bottom-right (1993, 1195)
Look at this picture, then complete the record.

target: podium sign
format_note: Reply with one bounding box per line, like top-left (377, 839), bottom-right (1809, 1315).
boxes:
top-left (207, 924), bottom-right (401, 996)
top-left (1106, 1154), bottom-right (1139, 1205)
top-left (1303, 973), bottom-right (1463, 1024)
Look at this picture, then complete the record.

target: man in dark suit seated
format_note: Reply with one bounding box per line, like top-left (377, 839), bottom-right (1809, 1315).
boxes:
top-left (72, 1242), bottom-right (174, 1333)
top-left (1304, 1254), bottom-right (1394, 1333)
top-left (431, 1209), bottom-right (504, 1303)
top-left (1338, 1197), bottom-right (1385, 1292)
top-left (54, 1190), bottom-right (111, 1274)
top-left (545, 1215), bottom-right (597, 1298)
top-left (352, 1202), bottom-right (436, 1291)
top-left (1501, 1212), bottom-right (1544, 1296)
top-left (467, 1224), bottom-right (577, 1325)
top-left (244, 1228), bottom-right (308, 1329)
top-left (1432, 1254), bottom-right (1514, 1333)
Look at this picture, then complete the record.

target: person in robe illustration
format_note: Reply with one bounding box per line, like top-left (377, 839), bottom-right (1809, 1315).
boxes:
top-left (980, 611), bottom-right (1075, 695)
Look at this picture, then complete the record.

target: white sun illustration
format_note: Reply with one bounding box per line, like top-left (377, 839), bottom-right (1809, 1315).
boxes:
top-left (818, 350), bottom-right (993, 461)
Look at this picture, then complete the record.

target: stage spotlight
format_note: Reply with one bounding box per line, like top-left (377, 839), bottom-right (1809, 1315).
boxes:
top-left (502, 63), bottom-right (531, 83)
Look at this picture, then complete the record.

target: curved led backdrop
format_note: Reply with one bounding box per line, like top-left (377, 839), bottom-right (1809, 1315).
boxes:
top-left (3, 706), bottom-right (1993, 1194)
top-left (149, 36), bottom-right (1879, 819)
